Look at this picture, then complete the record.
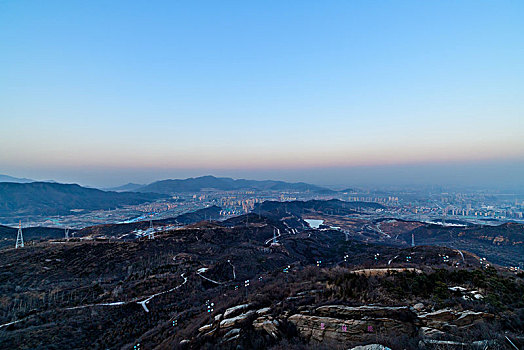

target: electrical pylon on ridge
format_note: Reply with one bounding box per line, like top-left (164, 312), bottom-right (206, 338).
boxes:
top-left (148, 220), bottom-right (155, 240)
top-left (16, 220), bottom-right (24, 248)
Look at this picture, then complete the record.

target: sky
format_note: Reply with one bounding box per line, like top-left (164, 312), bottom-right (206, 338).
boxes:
top-left (1, 1), bottom-right (523, 188)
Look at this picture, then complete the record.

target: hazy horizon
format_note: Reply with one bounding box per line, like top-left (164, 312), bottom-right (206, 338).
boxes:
top-left (2, 158), bottom-right (523, 191)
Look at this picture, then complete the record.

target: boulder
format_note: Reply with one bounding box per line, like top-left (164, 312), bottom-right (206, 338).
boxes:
top-left (413, 303), bottom-right (425, 312)
top-left (198, 324), bottom-right (214, 333)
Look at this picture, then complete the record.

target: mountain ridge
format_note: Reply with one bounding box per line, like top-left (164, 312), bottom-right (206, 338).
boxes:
top-left (103, 183), bottom-right (145, 192)
top-left (0, 174), bottom-right (35, 183)
top-left (135, 175), bottom-right (335, 194)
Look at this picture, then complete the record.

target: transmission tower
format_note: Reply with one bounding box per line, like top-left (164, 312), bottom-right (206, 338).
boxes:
top-left (16, 221), bottom-right (24, 248)
top-left (148, 220), bottom-right (155, 240)
top-left (411, 233), bottom-right (415, 247)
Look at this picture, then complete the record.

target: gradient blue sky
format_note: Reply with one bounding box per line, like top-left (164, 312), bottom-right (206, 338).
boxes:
top-left (1, 1), bottom-right (523, 187)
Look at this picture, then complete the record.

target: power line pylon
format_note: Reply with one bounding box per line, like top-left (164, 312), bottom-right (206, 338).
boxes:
top-left (148, 220), bottom-right (155, 240)
top-left (16, 221), bottom-right (24, 248)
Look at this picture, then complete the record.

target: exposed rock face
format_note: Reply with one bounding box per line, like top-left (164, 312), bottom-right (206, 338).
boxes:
top-left (453, 310), bottom-right (492, 327)
top-left (198, 324), bottom-right (213, 333)
top-left (220, 310), bottom-right (256, 329)
top-left (316, 305), bottom-right (414, 320)
top-left (256, 307), bottom-right (271, 315)
top-left (349, 344), bottom-right (392, 350)
top-left (198, 303), bottom-right (497, 347)
top-left (223, 303), bottom-right (252, 318)
top-left (419, 339), bottom-right (499, 349)
top-left (288, 314), bottom-right (414, 343)
top-left (287, 305), bottom-right (494, 345)
top-left (417, 309), bottom-right (457, 327)
top-left (253, 315), bottom-right (281, 339)
top-left (222, 328), bottom-right (241, 343)
top-left (419, 326), bottom-right (449, 339)
top-left (417, 309), bottom-right (493, 329)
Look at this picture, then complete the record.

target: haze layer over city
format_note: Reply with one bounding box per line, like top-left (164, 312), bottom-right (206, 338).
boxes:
top-left (1, 1), bottom-right (523, 350)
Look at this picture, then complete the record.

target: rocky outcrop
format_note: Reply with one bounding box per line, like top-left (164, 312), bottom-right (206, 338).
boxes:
top-left (223, 303), bottom-right (252, 318)
top-left (453, 310), bottom-right (492, 327)
top-left (220, 310), bottom-right (256, 329)
top-left (417, 309), bottom-right (457, 327)
top-left (288, 305), bottom-right (494, 345)
top-left (288, 314), bottom-right (414, 343)
top-left (198, 324), bottom-right (213, 333)
top-left (197, 302), bottom-right (496, 347)
top-left (256, 307), bottom-right (271, 316)
top-left (198, 302), bottom-right (281, 343)
top-left (418, 339), bottom-right (499, 349)
top-left (316, 305), bottom-right (414, 320)
top-left (419, 326), bottom-right (448, 339)
top-left (253, 315), bottom-right (281, 339)
top-left (349, 345), bottom-right (392, 350)
top-left (417, 308), bottom-right (493, 329)
top-left (222, 328), bottom-right (241, 343)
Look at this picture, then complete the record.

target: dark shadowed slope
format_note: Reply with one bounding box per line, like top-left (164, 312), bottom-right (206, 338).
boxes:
top-left (254, 199), bottom-right (384, 218)
top-left (0, 182), bottom-right (166, 217)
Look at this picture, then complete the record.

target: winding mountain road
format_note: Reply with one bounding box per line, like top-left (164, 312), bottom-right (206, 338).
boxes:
top-left (1, 268), bottom-right (188, 329)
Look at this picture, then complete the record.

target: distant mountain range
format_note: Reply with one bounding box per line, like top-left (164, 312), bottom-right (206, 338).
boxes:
top-left (104, 183), bottom-right (145, 192)
top-left (0, 175), bottom-right (352, 219)
top-left (1, 174), bottom-right (349, 194)
top-left (0, 174), bottom-right (35, 183)
top-left (135, 175), bottom-right (336, 194)
top-left (0, 182), bottom-right (166, 218)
